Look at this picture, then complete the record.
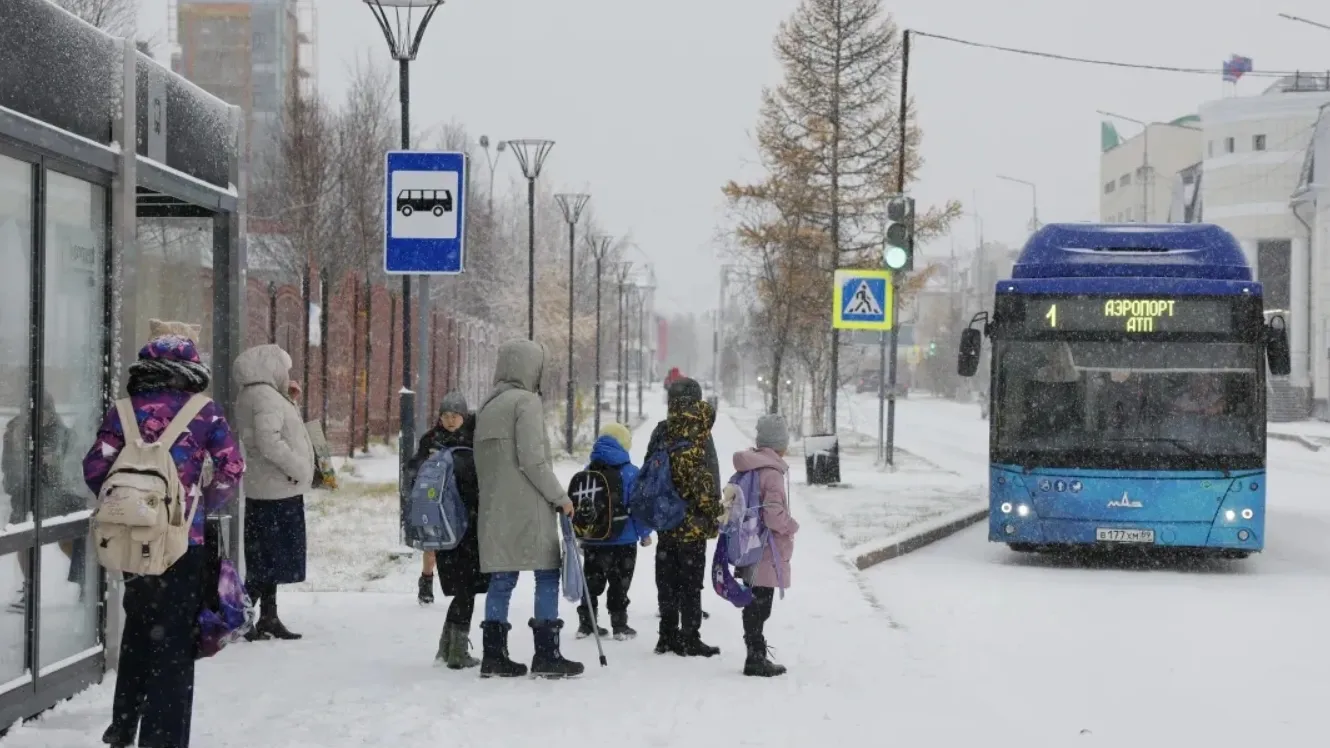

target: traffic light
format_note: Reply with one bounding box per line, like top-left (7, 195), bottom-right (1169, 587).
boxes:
top-left (927, 341), bottom-right (937, 357)
top-left (884, 195), bottom-right (916, 271)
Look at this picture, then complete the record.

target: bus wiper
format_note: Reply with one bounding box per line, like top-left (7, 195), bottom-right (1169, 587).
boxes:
top-left (1103, 437), bottom-right (1229, 477)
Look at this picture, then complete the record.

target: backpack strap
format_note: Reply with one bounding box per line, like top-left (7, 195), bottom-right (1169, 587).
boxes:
top-left (114, 398), bottom-right (142, 444)
top-left (156, 394), bottom-right (211, 450)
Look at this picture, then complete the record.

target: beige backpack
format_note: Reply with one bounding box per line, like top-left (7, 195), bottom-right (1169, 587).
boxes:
top-left (92, 394), bottom-right (210, 576)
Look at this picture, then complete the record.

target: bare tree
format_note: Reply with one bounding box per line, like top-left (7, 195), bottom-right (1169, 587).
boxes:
top-left (53, 0), bottom-right (138, 37)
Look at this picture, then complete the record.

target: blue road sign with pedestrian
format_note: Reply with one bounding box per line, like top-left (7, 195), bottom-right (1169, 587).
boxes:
top-left (384, 150), bottom-right (468, 274)
top-left (832, 268), bottom-right (893, 330)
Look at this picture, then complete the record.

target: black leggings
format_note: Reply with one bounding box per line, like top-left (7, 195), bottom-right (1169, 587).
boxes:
top-left (742, 586), bottom-right (775, 638)
top-left (446, 593), bottom-right (476, 626)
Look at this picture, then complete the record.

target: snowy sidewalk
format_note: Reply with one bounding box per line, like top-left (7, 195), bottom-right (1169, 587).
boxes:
top-left (1, 406), bottom-right (1017, 746)
top-left (728, 401), bottom-right (985, 560)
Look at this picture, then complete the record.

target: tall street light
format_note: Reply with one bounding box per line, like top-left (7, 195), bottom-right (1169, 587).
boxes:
top-left (996, 174), bottom-right (1041, 232)
top-left (587, 235), bottom-right (614, 437)
top-left (636, 269), bottom-right (655, 420)
top-left (1097, 110), bottom-right (1150, 222)
top-left (364, 0), bottom-right (444, 546)
top-left (506, 139), bottom-right (555, 340)
top-left (478, 135), bottom-right (506, 216)
top-left (554, 193), bottom-right (590, 453)
top-left (615, 261), bottom-right (633, 423)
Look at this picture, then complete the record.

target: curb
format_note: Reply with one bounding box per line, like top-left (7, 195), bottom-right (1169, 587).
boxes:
top-left (850, 505), bottom-right (988, 570)
top-left (1268, 431), bottom-right (1321, 452)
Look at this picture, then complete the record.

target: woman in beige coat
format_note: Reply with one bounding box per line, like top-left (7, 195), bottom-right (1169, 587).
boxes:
top-left (233, 344), bottom-right (315, 640)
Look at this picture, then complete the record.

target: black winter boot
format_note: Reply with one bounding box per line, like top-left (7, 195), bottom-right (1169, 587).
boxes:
top-left (575, 603), bottom-right (607, 639)
top-left (677, 632), bottom-right (721, 657)
top-left (530, 618), bottom-right (584, 679)
top-left (743, 634), bottom-right (786, 677)
top-left (655, 619), bottom-right (681, 655)
top-left (479, 621), bottom-right (527, 678)
top-left (418, 574), bottom-right (435, 605)
top-left (255, 593), bottom-right (302, 640)
top-left (610, 610), bottom-right (637, 640)
top-left (101, 723), bottom-right (134, 748)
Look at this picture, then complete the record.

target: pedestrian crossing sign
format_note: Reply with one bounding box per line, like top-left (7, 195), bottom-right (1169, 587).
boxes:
top-left (832, 269), bottom-right (893, 330)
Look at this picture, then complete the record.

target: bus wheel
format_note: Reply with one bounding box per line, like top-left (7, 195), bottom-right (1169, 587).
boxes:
top-left (433, 205), bottom-right (445, 216)
top-left (1008, 543), bottom-right (1037, 553)
top-left (401, 205), bottom-right (413, 217)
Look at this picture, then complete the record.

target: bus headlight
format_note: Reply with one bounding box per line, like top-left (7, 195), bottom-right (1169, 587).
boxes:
top-left (1225, 510), bottom-right (1236, 521)
top-left (1237, 529), bottom-right (1250, 541)
top-left (1000, 502), bottom-right (1013, 514)
top-left (1017, 504), bottom-right (1030, 517)
top-left (1241, 508), bottom-right (1254, 520)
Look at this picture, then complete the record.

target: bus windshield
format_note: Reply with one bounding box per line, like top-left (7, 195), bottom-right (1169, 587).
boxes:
top-left (992, 339), bottom-right (1263, 470)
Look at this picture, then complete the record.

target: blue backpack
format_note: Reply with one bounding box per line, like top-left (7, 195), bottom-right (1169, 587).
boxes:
top-left (628, 439), bottom-right (690, 532)
top-left (407, 447), bottom-right (471, 551)
top-left (721, 469), bottom-right (771, 568)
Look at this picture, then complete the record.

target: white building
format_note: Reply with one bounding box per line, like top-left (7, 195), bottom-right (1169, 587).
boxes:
top-left (1198, 74), bottom-right (1330, 419)
top-left (1100, 117), bottom-right (1203, 223)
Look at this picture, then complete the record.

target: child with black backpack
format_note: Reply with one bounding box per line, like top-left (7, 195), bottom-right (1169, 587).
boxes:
top-left (572, 423), bottom-right (651, 640)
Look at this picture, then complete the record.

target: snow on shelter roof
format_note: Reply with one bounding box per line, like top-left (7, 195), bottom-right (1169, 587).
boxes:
top-left (1010, 223), bottom-right (1252, 282)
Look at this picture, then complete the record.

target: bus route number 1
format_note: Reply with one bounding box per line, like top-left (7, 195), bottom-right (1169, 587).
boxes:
top-left (1045, 303), bottom-right (1056, 328)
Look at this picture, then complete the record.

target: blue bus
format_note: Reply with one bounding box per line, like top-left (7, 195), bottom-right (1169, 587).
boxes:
top-left (956, 223), bottom-right (1291, 558)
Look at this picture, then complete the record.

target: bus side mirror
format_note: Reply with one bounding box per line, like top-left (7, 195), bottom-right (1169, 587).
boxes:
top-left (958, 328), bottom-right (982, 377)
top-left (1266, 316), bottom-right (1291, 376)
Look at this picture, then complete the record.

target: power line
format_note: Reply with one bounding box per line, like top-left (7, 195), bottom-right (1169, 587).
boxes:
top-left (913, 30), bottom-right (1304, 79)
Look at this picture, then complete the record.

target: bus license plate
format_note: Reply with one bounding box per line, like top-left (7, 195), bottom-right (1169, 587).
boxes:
top-left (1096, 528), bottom-right (1155, 543)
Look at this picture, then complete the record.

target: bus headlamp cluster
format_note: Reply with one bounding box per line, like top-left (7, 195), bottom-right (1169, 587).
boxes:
top-left (1224, 508), bottom-right (1254, 521)
top-left (999, 502), bottom-right (1030, 517)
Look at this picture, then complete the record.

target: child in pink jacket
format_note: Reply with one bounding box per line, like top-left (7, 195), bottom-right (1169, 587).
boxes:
top-left (729, 414), bottom-right (799, 676)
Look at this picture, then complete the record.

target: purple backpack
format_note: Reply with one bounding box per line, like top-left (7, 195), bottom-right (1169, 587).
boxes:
top-left (197, 557), bottom-right (255, 658)
top-left (711, 468), bottom-right (784, 607)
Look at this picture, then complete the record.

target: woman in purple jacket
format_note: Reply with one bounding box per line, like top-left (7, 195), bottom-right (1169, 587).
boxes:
top-left (84, 334), bottom-right (245, 748)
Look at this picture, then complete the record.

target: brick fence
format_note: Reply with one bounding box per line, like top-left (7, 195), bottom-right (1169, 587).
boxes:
top-left (244, 272), bottom-right (498, 457)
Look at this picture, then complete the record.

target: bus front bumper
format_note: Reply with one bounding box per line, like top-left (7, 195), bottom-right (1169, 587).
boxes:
top-left (989, 512), bottom-right (1263, 552)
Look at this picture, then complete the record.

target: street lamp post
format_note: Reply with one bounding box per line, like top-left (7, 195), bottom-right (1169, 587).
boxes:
top-left (1096, 110), bottom-right (1150, 222)
top-left (505, 139), bottom-right (555, 340)
top-left (364, 0), bottom-right (444, 547)
top-left (587, 235), bottom-right (613, 437)
top-left (996, 174), bottom-right (1040, 232)
top-left (478, 135), bottom-right (506, 216)
top-left (615, 262), bottom-right (633, 424)
top-left (554, 193), bottom-right (590, 453)
top-left (636, 271), bottom-right (655, 420)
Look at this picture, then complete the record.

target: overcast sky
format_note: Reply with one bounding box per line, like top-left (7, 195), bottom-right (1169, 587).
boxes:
top-left (139, 0), bottom-right (1330, 316)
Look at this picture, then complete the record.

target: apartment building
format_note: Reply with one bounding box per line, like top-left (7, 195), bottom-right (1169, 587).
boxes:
top-left (1099, 117), bottom-right (1203, 223)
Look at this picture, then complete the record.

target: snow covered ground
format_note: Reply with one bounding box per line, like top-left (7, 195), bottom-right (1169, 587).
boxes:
top-left (6, 391), bottom-right (1328, 745)
top-left (1, 395), bottom-right (1018, 746)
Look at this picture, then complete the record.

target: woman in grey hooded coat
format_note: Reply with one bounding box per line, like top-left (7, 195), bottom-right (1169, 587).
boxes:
top-left (474, 339), bottom-right (583, 679)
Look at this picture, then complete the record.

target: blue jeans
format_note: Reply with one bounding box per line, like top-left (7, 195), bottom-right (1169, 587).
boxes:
top-left (485, 569), bottom-right (561, 624)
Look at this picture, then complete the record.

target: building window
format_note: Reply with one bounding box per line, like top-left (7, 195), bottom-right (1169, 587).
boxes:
top-left (1225, 137), bottom-right (1235, 154)
top-left (1104, 181), bottom-right (1115, 194)
top-left (1120, 174), bottom-right (1131, 187)
top-left (1253, 134), bottom-right (1267, 151)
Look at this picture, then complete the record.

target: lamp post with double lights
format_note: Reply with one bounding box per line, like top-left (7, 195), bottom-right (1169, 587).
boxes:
top-left (636, 268), bottom-right (655, 420)
top-left (587, 235), bottom-right (614, 437)
top-left (363, 0), bottom-right (445, 545)
top-left (554, 193), bottom-right (590, 453)
top-left (505, 139), bottom-right (555, 340)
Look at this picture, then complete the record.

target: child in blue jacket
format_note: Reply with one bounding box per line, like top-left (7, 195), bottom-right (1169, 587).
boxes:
top-left (577, 423), bottom-right (652, 640)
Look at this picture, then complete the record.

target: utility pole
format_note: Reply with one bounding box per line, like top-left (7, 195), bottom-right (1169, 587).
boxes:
top-left (883, 28), bottom-right (911, 466)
